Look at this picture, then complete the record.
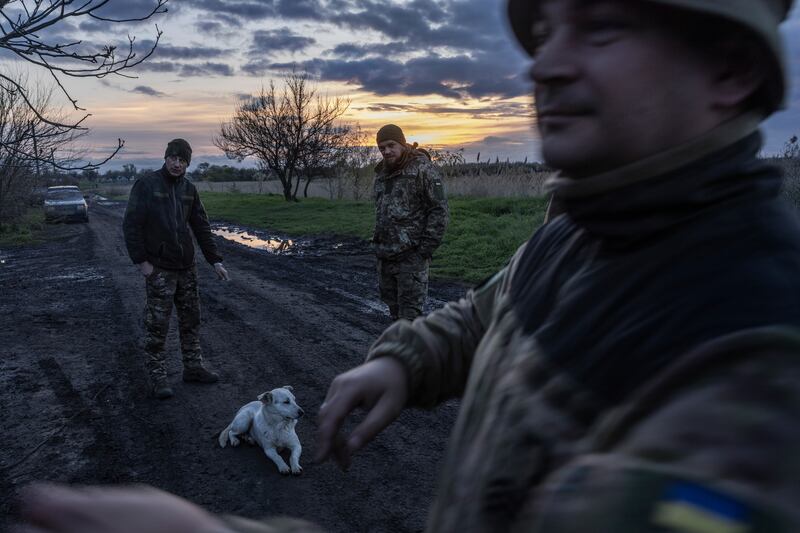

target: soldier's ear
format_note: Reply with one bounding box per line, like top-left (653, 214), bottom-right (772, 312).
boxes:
top-left (282, 385), bottom-right (293, 392)
top-left (258, 392), bottom-right (273, 404)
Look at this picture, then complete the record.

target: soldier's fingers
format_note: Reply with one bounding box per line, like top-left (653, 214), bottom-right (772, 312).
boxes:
top-left (315, 386), bottom-right (362, 463)
top-left (346, 393), bottom-right (402, 456)
top-left (332, 433), bottom-right (351, 471)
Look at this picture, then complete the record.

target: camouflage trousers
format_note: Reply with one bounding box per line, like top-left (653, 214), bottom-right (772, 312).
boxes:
top-left (143, 265), bottom-right (204, 379)
top-left (377, 255), bottom-right (430, 321)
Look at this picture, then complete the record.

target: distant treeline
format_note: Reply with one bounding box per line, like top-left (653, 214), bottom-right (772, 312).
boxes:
top-left (40, 160), bottom-right (555, 187)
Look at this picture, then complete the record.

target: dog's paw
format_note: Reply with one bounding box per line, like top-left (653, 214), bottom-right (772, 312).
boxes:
top-left (291, 465), bottom-right (303, 476)
top-left (278, 464), bottom-right (291, 475)
top-left (230, 437), bottom-right (240, 447)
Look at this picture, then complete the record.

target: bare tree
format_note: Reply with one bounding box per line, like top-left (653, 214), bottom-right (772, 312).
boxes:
top-left (324, 124), bottom-right (379, 200)
top-left (215, 72), bottom-right (350, 202)
top-left (0, 71), bottom-right (88, 227)
top-left (0, 0), bottom-right (168, 169)
top-left (297, 122), bottom-right (352, 199)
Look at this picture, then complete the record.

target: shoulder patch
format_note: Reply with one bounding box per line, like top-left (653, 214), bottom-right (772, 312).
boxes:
top-left (532, 462), bottom-right (789, 533)
top-left (652, 481), bottom-right (751, 533)
top-left (433, 178), bottom-right (445, 201)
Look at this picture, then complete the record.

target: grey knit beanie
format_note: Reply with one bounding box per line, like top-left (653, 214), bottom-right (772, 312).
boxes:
top-left (164, 138), bottom-right (192, 165)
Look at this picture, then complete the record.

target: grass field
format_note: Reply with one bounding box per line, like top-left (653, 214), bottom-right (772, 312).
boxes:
top-left (0, 208), bottom-right (45, 246)
top-left (201, 192), bottom-right (548, 283)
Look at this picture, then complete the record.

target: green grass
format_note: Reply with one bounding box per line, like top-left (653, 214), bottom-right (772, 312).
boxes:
top-left (201, 192), bottom-right (548, 283)
top-left (0, 208), bottom-right (46, 246)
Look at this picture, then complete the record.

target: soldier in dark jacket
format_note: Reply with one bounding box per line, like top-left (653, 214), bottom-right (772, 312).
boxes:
top-left (373, 124), bottom-right (449, 321)
top-left (123, 139), bottom-right (229, 399)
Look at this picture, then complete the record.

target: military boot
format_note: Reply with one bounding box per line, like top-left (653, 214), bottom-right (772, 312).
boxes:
top-left (151, 377), bottom-right (174, 399)
top-left (182, 364), bottom-right (219, 384)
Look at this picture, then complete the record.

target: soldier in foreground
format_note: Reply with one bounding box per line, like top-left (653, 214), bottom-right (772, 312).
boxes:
top-left (316, 0), bottom-right (800, 532)
top-left (16, 0), bottom-right (800, 531)
top-left (373, 124), bottom-right (449, 321)
top-left (123, 139), bottom-right (229, 399)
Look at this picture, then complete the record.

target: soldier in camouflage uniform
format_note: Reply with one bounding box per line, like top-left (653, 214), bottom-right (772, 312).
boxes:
top-left (123, 139), bottom-right (230, 399)
top-left (373, 124), bottom-right (449, 321)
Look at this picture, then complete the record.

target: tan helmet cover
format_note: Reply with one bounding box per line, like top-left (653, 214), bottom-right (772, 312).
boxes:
top-left (507, 0), bottom-right (794, 113)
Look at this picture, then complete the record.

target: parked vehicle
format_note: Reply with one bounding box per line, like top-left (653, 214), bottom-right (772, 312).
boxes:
top-left (44, 187), bottom-right (89, 223)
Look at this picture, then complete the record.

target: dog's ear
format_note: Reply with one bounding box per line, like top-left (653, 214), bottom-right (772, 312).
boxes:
top-left (257, 392), bottom-right (272, 404)
top-left (282, 385), bottom-right (293, 392)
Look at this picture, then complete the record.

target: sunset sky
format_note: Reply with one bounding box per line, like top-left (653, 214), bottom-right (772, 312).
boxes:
top-left (5, 0), bottom-right (800, 170)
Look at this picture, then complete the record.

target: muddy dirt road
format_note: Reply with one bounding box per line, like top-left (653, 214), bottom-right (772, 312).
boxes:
top-left (0, 199), bottom-right (468, 532)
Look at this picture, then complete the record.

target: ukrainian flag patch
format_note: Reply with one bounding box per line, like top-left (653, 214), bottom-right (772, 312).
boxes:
top-left (652, 481), bottom-right (751, 533)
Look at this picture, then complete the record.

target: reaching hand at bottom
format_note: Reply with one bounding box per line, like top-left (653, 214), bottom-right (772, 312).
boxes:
top-left (315, 357), bottom-right (409, 470)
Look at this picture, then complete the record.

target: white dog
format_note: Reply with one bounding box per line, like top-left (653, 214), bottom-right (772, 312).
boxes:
top-left (218, 386), bottom-right (304, 475)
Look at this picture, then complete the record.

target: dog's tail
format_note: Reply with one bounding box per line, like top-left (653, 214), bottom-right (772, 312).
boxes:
top-left (218, 425), bottom-right (231, 448)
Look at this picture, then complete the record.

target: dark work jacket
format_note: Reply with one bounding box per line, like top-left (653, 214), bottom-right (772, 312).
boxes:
top-left (123, 166), bottom-right (222, 270)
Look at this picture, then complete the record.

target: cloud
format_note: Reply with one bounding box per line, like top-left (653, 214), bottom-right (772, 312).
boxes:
top-left (133, 61), bottom-right (235, 77)
top-left (145, 42), bottom-right (234, 60)
top-left (248, 28), bottom-right (317, 56)
top-left (325, 41), bottom-right (412, 59)
top-left (195, 21), bottom-right (223, 33)
top-left (255, 51), bottom-right (530, 99)
top-left (187, 0), bottom-right (276, 20)
top-left (131, 85), bottom-right (167, 97)
top-left (360, 101), bottom-right (532, 119)
top-left (179, 62), bottom-right (235, 77)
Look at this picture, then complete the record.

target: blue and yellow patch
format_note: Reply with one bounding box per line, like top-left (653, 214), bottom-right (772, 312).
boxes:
top-left (652, 481), bottom-right (751, 533)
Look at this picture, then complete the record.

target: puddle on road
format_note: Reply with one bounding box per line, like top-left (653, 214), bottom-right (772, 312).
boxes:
top-left (213, 226), bottom-right (297, 254)
top-left (212, 224), bottom-right (373, 257)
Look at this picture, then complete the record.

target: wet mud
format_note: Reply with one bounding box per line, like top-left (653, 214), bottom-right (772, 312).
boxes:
top-left (0, 199), bottom-right (468, 532)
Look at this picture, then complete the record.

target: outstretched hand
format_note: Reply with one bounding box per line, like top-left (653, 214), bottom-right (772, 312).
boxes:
top-left (315, 357), bottom-right (408, 470)
top-left (15, 483), bottom-right (232, 533)
top-left (213, 262), bottom-right (230, 281)
top-left (137, 261), bottom-right (154, 277)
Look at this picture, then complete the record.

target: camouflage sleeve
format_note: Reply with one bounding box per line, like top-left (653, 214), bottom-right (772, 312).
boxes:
top-left (365, 243), bottom-right (527, 408)
top-left (510, 327), bottom-right (800, 533)
top-left (188, 187), bottom-right (223, 265)
top-left (417, 164), bottom-right (449, 259)
top-left (122, 179), bottom-right (149, 265)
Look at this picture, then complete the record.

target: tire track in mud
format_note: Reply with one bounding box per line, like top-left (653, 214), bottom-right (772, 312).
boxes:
top-left (3, 200), bottom-right (467, 533)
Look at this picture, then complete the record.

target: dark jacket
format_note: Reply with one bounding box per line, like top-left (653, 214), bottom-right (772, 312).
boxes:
top-left (123, 166), bottom-right (222, 270)
top-left (366, 115), bottom-right (800, 532)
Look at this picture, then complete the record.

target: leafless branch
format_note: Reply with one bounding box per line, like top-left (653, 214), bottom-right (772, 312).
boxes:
top-left (0, 1), bottom-right (167, 168)
top-left (215, 72), bottom-right (350, 202)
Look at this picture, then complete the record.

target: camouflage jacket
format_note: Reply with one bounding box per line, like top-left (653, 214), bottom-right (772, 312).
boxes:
top-left (366, 115), bottom-right (800, 533)
top-left (372, 152), bottom-right (449, 261)
top-left (123, 166), bottom-right (222, 270)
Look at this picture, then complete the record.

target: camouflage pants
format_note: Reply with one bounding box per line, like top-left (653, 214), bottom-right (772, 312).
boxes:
top-left (378, 255), bottom-right (430, 321)
top-left (143, 266), bottom-right (204, 379)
